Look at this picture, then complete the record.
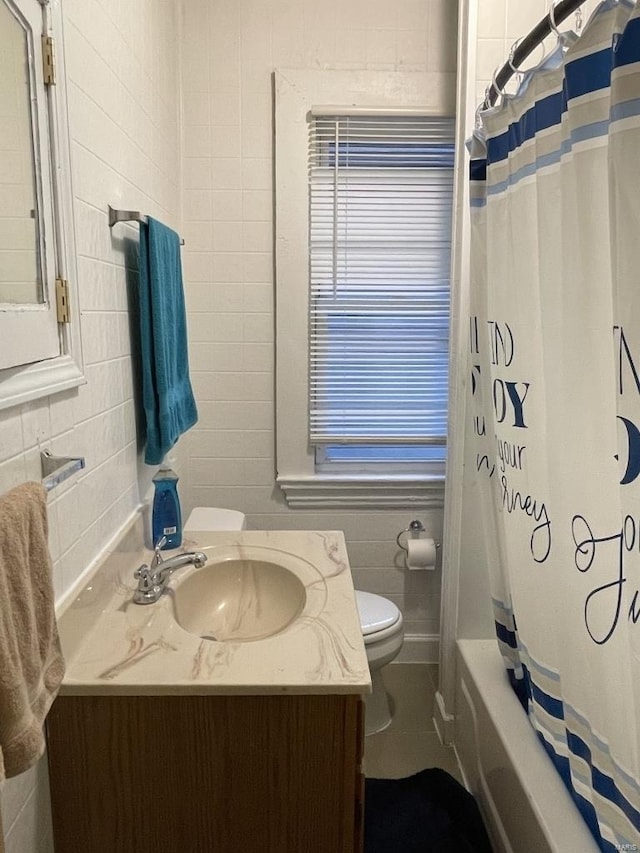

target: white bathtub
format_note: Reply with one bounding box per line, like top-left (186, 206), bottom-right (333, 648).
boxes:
top-left (454, 639), bottom-right (600, 853)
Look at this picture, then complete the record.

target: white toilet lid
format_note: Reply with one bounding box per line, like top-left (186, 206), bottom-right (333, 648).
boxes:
top-left (184, 506), bottom-right (246, 532)
top-left (355, 591), bottom-right (400, 636)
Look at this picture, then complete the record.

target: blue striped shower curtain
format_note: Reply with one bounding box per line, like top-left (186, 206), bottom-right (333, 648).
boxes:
top-left (469, 1), bottom-right (640, 848)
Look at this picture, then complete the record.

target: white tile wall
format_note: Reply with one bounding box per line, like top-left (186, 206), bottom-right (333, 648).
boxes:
top-left (178, 0), bottom-right (458, 664)
top-left (0, 0), bottom-right (181, 849)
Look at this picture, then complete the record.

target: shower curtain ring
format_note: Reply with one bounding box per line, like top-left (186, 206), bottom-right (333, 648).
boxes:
top-left (548, 1), bottom-right (562, 38)
top-left (507, 39), bottom-right (521, 73)
top-left (549, 1), bottom-right (579, 43)
top-left (490, 65), bottom-right (506, 104)
top-left (507, 38), bottom-right (523, 89)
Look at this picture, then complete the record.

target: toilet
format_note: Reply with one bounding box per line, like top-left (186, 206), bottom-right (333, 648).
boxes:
top-left (183, 508), bottom-right (404, 736)
top-left (356, 590), bottom-right (404, 735)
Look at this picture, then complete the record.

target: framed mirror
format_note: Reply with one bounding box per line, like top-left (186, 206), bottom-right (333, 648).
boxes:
top-left (0, 0), bottom-right (84, 407)
top-left (0, 0), bottom-right (60, 368)
top-left (0, 0), bottom-right (41, 305)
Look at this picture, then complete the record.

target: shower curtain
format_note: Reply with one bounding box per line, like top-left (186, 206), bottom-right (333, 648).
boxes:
top-left (469, 1), bottom-right (640, 848)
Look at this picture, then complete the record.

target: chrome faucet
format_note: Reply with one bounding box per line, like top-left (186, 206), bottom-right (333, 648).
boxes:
top-left (133, 535), bottom-right (207, 604)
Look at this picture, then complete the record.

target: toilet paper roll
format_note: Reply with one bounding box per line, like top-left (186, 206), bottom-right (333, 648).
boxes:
top-left (406, 537), bottom-right (437, 571)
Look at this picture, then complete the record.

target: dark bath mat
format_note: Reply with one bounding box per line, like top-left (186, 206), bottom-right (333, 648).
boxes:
top-left (364, 768), bottom-right (493, 853)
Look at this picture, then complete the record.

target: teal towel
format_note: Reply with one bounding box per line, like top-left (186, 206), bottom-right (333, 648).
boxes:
top-left (138, 217), bottom-right (198, 465)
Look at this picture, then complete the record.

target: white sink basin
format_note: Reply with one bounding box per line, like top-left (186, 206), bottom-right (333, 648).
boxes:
top-left (59, 531), bottom-right (371, 695)
top-left (170, 554), bottom-right (307, 642)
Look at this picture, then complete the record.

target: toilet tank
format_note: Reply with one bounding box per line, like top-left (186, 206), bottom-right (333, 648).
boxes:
top-left (183, 506), bottom-right (247, 532)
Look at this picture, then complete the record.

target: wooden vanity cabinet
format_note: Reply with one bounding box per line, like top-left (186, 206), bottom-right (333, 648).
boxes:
top-left (47, 693), bottom-right (365, 853)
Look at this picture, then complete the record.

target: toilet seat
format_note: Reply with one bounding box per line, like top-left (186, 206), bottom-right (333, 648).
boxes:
top-left (356, 591), bottom-right (402, 645)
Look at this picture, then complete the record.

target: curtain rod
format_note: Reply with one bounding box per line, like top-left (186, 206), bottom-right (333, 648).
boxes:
top-left (484, 0), bottom-right (587, 108)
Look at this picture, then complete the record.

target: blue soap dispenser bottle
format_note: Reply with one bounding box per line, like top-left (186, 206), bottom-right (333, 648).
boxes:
top-left (152, 459), bottom-right (182, 549)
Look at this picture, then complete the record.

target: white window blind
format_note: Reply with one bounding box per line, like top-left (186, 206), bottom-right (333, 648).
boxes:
top-left (308, 112), bottom-right (455, 450)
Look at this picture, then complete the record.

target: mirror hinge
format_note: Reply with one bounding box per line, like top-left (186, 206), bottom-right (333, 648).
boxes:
top-left (55, 278), bottom-right (70, 324)
top-left (42, 36), bottom-right (56, 85)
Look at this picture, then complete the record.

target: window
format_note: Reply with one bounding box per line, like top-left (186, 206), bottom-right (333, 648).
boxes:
top-left (274, 69), bottom-right (455, 508)
top-left (308, 113), bottom-right (455, 475)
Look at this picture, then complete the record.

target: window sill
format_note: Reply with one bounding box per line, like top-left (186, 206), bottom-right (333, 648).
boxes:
top-left (276, 473), bottom-right (445, 509)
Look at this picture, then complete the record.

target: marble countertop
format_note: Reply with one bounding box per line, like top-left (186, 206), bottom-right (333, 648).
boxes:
top-left (57, 522), bottom-right (371, 696)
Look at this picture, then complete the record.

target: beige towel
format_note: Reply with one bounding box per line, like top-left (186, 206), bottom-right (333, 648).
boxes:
top-left (0, 482), bottom-right (65, 783)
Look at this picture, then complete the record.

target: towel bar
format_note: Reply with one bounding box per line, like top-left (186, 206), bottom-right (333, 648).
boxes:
top-left (40, 450), bottom-right (85, 492)
top-left (108, 205), bottom-right (185, 245)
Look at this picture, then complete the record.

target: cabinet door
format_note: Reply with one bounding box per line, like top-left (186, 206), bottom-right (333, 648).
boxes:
top-left (1, 0), bottom-right (61, 369)
top-left (48, 693), bottom-right (364, 853)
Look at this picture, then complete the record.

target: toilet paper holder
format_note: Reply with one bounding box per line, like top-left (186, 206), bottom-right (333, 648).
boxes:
top-left (395, 520), bottom-right (440, 553)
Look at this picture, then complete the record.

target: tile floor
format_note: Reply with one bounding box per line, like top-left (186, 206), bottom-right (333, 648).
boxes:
top-left (363, 663), bottom-right (461, 782)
